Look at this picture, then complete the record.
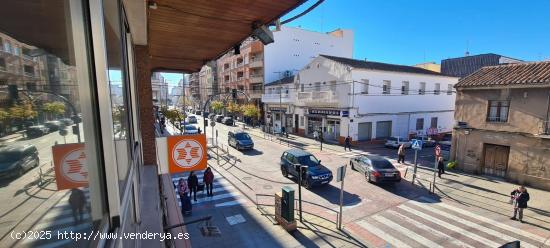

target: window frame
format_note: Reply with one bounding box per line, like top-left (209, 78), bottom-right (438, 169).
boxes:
top-left (383, 80), bottom-right (391, 94)
top-left (486, 100), bottom-right (510, 123)
top-left (416, 118), bottom-right (424, 131)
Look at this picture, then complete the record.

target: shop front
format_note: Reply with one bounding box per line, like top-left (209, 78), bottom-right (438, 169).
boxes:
top-left (265, 105), bottom-right (288, 134)
top-left (305, 108), bottom-right (343, 142)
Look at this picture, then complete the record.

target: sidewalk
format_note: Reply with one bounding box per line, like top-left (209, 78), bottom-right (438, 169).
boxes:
top-left (0, 130), bottom-right (25, 143)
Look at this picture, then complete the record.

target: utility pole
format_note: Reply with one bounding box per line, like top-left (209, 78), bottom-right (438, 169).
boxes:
top-left (280, 86), bottom-right (284, 136)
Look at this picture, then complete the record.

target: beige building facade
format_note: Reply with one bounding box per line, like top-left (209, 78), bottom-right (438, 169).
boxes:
top-left (452, 62), bottom-right (550, 190)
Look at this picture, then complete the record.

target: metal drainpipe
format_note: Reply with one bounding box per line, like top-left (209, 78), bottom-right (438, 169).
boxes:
top-left (545, 90), bottom-right (550, 134)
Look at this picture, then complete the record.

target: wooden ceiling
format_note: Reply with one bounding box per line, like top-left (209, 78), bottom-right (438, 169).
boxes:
top-left (148, 0), bottom-right (305, 72)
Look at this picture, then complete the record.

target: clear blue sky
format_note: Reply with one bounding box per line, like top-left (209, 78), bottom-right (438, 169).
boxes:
top-left (281, 0), bottom-right (550, 65)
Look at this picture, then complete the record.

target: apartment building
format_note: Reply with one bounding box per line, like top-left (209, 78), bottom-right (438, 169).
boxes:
top-left (262, 75), bottom-right (295, 133)
top-left (288, 55), bottom-right (458, 144)
top-left (264, 26), bottom-right (354, 84)
top-left (198, 61), bottom-right (218, 105)
top-left (452, 62), bottom-right (550, 190)
top-left (441, 53), bottom-right (522, 78)
top-left (150, 72), bottom-right (168, 107)
top-left (217, 38), bottom-right (264, 104)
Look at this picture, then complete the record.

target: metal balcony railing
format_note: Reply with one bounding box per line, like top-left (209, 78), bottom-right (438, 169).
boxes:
top-left (486, 116), bottom-right (508, 123)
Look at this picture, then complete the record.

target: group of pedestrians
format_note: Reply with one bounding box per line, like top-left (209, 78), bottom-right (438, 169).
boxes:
top-left (176, 167), bottom-right (215, 216)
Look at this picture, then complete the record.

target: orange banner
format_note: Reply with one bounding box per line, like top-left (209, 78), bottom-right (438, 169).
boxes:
top-left (167, 134), bottom-right (208, 174)
top-left (52, 143), bottom-right (88, 190)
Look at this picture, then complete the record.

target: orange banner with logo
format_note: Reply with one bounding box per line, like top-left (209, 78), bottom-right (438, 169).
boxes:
top-left (52, 143), bottom-right (88, 190)
top-left (167, 134), bottom-right (208, 174)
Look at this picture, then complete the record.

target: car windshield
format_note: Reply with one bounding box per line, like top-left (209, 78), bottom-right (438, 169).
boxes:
top-left (184, 126), bottom-right (197, 130)
top-left (235, 133), bottom-right (250, 140)
top-left (298, 155), bottom-right (320, 167)
top-left (0, 151), bottom-right (21, 162)
top-left (372, 159), bottom-right (395, 169)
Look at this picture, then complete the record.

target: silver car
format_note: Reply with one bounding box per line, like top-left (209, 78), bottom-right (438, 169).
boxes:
top-left (350, 155), bottom-right (401, 183)
top-left (384, 137), bottom-right (411, 149)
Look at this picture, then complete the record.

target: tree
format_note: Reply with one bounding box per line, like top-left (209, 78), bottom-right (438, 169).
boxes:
top-left (242, 104), bottom-right (261, 119)
top-left (9, 103), bottom-right (37, 121)
top-left (163, 109), bottom-right (185, 133)
top-left (0, 109), bottom-right (9, 122)
top-left (43, 101), bottom-right (66, 120)
top-left (226, 102), bottom-right (242, 115)
top-left (210, 100), bottom-right (224, 114)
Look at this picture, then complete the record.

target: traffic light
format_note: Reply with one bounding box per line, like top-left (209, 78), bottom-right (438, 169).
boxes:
top-left (231, 89), bottom-right (237, 99)
top-left (8, 85), bottom-right (19, 101)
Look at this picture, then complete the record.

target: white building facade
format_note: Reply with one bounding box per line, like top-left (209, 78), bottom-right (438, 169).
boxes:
top-left (290, 55), bottom-right (459, 144)
top-left (263, 26), bottom-right (353, 85)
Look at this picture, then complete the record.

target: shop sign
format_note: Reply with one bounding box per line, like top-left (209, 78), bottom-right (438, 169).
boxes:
top-left (308, 109), bottom-right (341, 116)
top-left (269, 107), bottom-right (286, 112)
top-left (341, 111), bottom-right (349, 117)
top-left (52, 143), bottom-right (88, 190)
top-left (167, 134), bottom-right (207, 173)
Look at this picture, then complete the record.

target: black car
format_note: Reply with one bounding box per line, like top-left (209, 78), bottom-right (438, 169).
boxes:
top-left (228, 131), bottom-right (254, 150)
top-left (202, 112), bottom-right (209, 118)
top-left (280, 149), bottom-right (333, 189)
top-left (222, 117), bottom-right (234, 126)
top-left (195, 110), bottom-right (202, 115)
top-left (350, 155), bottom-right (401, 184)
top-left (59, 118), bottom-right (75, 126)
top-left (215, 115), bottom-right (224, 123)
top-left (0, 144), bottom-right (39, 178)
top-left (26, 125), bottom-right (49, 138)
top-left (44, 121), bottom-right (63, 132)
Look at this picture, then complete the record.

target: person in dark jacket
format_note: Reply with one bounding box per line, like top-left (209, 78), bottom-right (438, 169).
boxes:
top-left (187, 171), bottom-right (199, 201)
top-left (68, 188), bottom-right (86, 224)
top-left (177, 178), bottom-right (190, 214)
top-left (203, 167), bottom-right (214, 197)
top-left (437, 156), bottom-right (445, 178)
top-left (344, 136), bottom-right (352, 151)
top-left (511, 186), bottom-right (530, 222)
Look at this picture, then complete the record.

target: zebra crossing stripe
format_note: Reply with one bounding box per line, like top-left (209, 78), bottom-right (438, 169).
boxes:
top-left (372, 215), bottom-right (444, 248)
top-left (418, 196), bottom-right (548, 244)
top-left (386, 210), bottom-right (475, 248)
top-left (408, 201), bottom-right (539, 248)
top-left (356, 220), bottom-right (413, 248)
top-left (398, 205), bottom-right (501, 247)
top-left (34, 214), bottom-right (90, 230)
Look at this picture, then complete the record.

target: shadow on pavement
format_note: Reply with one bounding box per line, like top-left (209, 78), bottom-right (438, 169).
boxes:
top-left (240, 149), bottom-right (263, 156)
top-left (309, 183), bottom-right (361, 206)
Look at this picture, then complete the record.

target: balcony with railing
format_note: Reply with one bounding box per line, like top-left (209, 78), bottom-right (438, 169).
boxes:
top-left (249, 57), bottom-right (263, 68)
top-left (261, 91), bottom-right (294, 103)
top-left (296, 91), bottom-right (339, 107)
top-left (249, 73), bottom-right (263, 84)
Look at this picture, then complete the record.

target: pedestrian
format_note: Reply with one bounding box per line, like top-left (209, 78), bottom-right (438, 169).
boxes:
top-left (187, 171), bottom-right (199, 202)
top-left (313, 130), bottom-right (319, 140)
top-left (344, 135), bottom-right (352, 151)
top-left (68, 188), bottom-right (86, 224)
top-left (281, 126), bottom-right (286, 137)
top-left (397, 144), bottom-right (406, 164)
top-left (511, 186), bottom-right (530, 223)
top-left (177, 178), bottom-right (191, 215)
top-left (437, 156), bottom-right (445, 178)
top-left (198, 127), bottom-right (202, 134)
top-left (203, 167), bottom-right (214, 197)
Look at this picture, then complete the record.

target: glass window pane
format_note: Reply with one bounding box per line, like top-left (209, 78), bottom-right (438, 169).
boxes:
top-left (0, 1), bottom-right (107, 246)
top-left (103, 0), bottom-right (132, 199)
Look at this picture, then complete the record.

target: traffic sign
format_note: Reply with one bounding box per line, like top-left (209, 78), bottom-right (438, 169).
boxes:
top-left (336, 165), bottom-right (346, 182)
top-left (435, 144), bottom-right (441, 157)
top-left (411, 139), bottom-right (423, 150)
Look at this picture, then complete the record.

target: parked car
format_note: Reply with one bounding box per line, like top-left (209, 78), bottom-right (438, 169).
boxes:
top-left (222, 117), bottom-right (234, 126)
top-left (26, 125), bottom-right (49, 138)
top-left (280, 149), bottom-right (333, 189)
top-left (215, 115), bottom-right (224, 123)
top-left (384, 137), bottom-right (411, 149)
top-left (59, 118), bottom-right (74, 126)
top-left (0, 144), bottom-right (39, 178)
top-left (44, 121), bottom-right (63, 132)
top-left (182, 125), bottom-right (199, 134)
top-left (439, 141), bottom-right (452, 161)
top-left (228, 131), bottom-right (254, 150)
top-left (208, 113), bottom-right (217, 120)
top-left (186, 116), bottom-right (198, 124)
top-left (202, 112), bottom-right (209, 118)
top-left (195, 110), bottom-right (202, 115)
top-left (417, 136), bottom-right (436, 147)
top-left (350, 155), bottom-right (401, 184)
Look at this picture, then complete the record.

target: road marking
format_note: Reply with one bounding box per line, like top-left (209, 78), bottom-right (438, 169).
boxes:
top-left (386, 209), bottom-right (475, 248)
top-left (216, 199), bottom-right (248, 207)
top-left (372, 214), bottom-right (443, 248)
top-left (419, 196), bottom-right (548, 244)
top-left (34, 214), bottom-right (90, 230)
top-left (398, 205), bottom-right (501, 247)
top-left (409, 201), bottom-right (539, 248)
top-left (175, 185), bottom-right (235, 198)
top-left (356, 220), bottom-right (412, 248)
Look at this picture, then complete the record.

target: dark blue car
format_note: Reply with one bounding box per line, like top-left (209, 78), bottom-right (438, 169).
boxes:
top-left (228, 131), bottom-right (254, 150)
top-left (280, 149), bottom-right (333, 189)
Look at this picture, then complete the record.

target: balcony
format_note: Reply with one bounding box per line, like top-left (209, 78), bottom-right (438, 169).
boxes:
top-left (296, 91), bottom-right (338, 107)
top-left (261, 92), bottom-right (294, 103)
top-left (249, 58), bottom-right (263, 68)
top-left (250, 74), bottom-right (263, 84)
top-left (248, 90), bottom-right (264, 99)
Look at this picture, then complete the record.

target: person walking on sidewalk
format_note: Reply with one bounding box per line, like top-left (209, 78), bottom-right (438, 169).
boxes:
top-left (437, 156), bottom-right (445, 178)
top-left (313, 130), bottom-right (319, 141)
top-left (344, 136), bottom-right (352, 151)
top-left (511, 186), bottom-right (530, 223)
top-left (68, 188), bottom-right (86, 224)
top-left (177, 178), bottom-right (191, 215)
top-left (397, 144), bottom-right (406, 164)
top-left (187, 171), bottom-right (199, 202)
top-left (203, 167), bottom-right (214, 197)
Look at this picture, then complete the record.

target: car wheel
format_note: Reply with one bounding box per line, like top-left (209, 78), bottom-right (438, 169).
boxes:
top-left (366, 172), bottom-right (372, 183)
top-left (350, 161), bottom-right (355, 171)
top-left (16, 167), bottom-right (24, 178)
top-left (281, 166), bottom-right (288, 177)
top-left (303, 179), bottom-right (311, 189)
top-left (236, 144), bottom-right (240, 150)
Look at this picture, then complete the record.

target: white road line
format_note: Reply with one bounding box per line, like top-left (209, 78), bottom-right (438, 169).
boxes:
top-left (398, 205), bottom-right (500, 247)
top-left (175, 185), bottom-right (235, 198)
top-left (34, 214), bottom-right (90, 230)
top-left (356, 220), bottom-right (412, 248)
top-left (386, 210), bottom-right (475, 248)
top-left (215, 199), bottom-right (248, 207)
top-left (177, 192), bottom-right (240, 206)
top-left (372, 215), bottom-right (443, 248)
top-left (419, 196), bottom-right (548, 244)
top-left (409, 201), bottom-right (539, 248)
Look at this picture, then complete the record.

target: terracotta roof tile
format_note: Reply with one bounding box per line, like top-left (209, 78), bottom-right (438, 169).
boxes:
top-left (455, 61), bottom-right (550, 88)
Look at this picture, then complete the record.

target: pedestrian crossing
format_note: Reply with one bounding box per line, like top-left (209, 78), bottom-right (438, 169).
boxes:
top-left (352, 196), bottom-right (548, 248)
top-left (171, 171), bottom-right (248, 210)
top-left (19, 188), bottom-right (92, 248)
